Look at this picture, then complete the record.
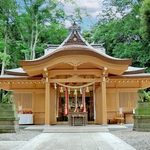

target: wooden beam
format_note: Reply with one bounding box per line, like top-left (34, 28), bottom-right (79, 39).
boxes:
top-left (49, 69), bottom-right (102, 77)
top-left (49, 78), bottom-right (101, 83)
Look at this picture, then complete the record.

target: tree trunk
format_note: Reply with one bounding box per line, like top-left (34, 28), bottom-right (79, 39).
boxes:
top-left (1, 31), bottom-right (8, 75)
top-left (31, 16), bottom-right (39, 60)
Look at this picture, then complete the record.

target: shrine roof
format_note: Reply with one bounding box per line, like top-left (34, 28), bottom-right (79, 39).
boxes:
top-left (4, 66), bottom-right (147, 77)
top-left (5, 68), bottom-right (27, 76)
top-left (109, 73), bottom-right (150, 79)
top-left (19, 22), bottom-right (132, 66)
top-left (43, 22), bottom-right (106, 56)
top-left (0, 75), bottom-right (42, 81)
top-left (11, 22), bottom-right (133, 76)
top-left (0, 75), bottom-right (29, 79)
top-left (19, 45), bottom-right (132, 66)
top-left (123, 66), bottom-right (147, 74)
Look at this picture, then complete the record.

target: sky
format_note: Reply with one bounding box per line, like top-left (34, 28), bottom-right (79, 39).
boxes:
top-left (17, 0), bottom-right (103, 30)
top-left (62, 0), bottom-right (130, 30)
top-left (17, 0), bottom-right (124, 31)
top-left (62, 0), bottom-right (105, 30)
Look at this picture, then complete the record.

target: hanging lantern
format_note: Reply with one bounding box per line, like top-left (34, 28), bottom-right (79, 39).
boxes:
top-left (86, 86), bottom-right (89, 92)
top-left (60, 87), bottom-right (63, 92)
top-left (74, 89), bottom-right (77, 95)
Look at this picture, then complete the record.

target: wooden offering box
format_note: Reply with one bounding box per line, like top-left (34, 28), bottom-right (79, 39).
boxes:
top-left (68, 112), bottom-right (87, 126)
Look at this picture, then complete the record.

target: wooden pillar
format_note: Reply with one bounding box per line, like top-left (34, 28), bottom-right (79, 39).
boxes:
top-left (45, 78), bottom-right (50, 125)
top-left (101, 77), bottom-right (107, 125)
top-left (95, 77), bottom-right (107, 125)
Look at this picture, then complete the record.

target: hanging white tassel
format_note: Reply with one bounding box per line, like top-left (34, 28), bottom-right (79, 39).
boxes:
top-left (54, 83), bottom-right (57, 89)
top-left (80, 88), bottom-right (82, 94)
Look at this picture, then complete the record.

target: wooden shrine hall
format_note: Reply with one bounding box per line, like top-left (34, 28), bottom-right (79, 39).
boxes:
top-left (0, 22), bottom-right (150, 125)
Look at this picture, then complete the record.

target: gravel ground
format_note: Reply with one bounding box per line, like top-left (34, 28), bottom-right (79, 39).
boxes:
top-left (0, 129), bottom-right (150, 150)
top-left (110, 129), bottom-right (150, 150)
top-left (0, 130), bottom-right (41, 141)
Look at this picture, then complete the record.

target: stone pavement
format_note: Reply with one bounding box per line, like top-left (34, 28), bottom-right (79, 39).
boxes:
top-left (0, 125), bottom-right (136, 150)
top-left (12, 132), bottom-right (136, 150)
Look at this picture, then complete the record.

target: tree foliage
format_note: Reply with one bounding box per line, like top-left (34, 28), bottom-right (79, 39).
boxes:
top-left (0, 0), bottom-right (87, 73)
top-left (140, 0), bottom-right (150, 41)
top-left (82, 30), bottom-right (93, 44)
top-left (15, 0), bottom-right (68, 60)
top-left (91, 0), bottom-right (150, 72)
top-left (0, 0), bottom-right (17, 74)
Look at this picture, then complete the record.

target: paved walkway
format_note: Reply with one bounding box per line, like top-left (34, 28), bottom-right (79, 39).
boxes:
top-left (11, 132), bottom-right (136, 150)
top-left (0, 125), bottom-right (136, 150)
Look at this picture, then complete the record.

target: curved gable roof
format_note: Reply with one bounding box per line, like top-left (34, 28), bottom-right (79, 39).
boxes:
top-left (19, 45), bottom-right (132, 76)
top-left (18, 22), bottom-right (132, 77)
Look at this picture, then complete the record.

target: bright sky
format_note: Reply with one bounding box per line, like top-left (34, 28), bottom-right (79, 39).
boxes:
top-left (17, 0), bottom-right (124, 30)
top-left (62, 0), bottom-right (105, 30)
top-left (17, 0), bottom-right (103, 30)
top-left (62, 0), bottom-right (130, 30)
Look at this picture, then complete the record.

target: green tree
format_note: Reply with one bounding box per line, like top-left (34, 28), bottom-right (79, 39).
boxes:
top-left (0, 0), bottom-right (89, 70)
top-left (15, 0), bottom-right (64, 60)
top-left (140, 0), bottom-right (150, 40)
top-left (13, 0), bottom-right (88, 60)
top-left (0, 0), bottom-right (17, 75)
top-left (92, 0), bottom-right (150, 71)
top-left (82, 30), bottom-right (93, 44)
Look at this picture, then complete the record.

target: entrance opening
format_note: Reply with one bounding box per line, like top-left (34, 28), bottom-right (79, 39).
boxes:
top-left (57, 90), bottom-right (94, 122)
top-left (86, 96), bottom-right (94, 121)
top-left (57, 97), bottom-right (68, 122)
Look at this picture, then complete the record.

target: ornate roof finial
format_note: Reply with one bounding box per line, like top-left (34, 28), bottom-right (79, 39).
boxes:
top-left (63, 21), bottom-right (85, 46)
top-left (69, 22), bottom-right (81, 32)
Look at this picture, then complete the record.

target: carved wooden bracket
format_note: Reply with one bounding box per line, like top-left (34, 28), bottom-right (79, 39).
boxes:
top-left (64, 60), bottom-right (87, 70)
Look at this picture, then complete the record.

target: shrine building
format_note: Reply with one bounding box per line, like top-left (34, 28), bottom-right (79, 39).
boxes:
top-left (0, 22), bottom-right (150, 125)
